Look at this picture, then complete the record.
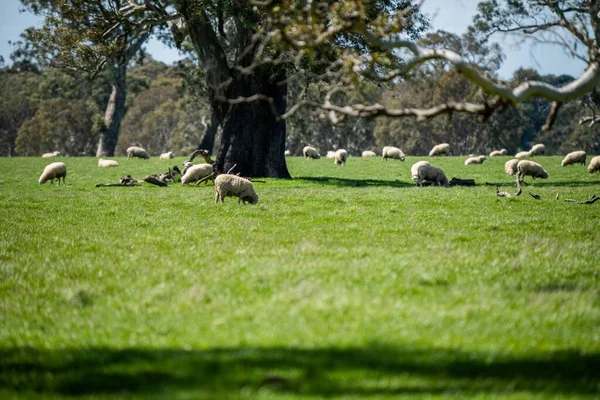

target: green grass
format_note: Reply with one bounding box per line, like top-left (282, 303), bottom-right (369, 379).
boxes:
top-left (0, 155), bottom-right (599, 399)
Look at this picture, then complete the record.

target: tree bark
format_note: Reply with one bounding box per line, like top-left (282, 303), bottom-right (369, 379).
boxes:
top-left (96, 61), bottom-right (127, 157)
top-left (197, 108), bottom-right (219, 154)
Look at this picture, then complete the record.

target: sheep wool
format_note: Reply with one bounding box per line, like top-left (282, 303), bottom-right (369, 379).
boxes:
top-left (127, 146), bottom-right (149, 159)
top-left (515, 151), bottom-right (531, 159)
top-left (517, 160), bottom-right (549, 181)
top-left (382, 146), bottom-right (405, 161)
top-left (98, 158), bottom-right (119, 167)
top-left (181, 164), bottom-right (214, 185)
top-left (504, 159), bottom-right (519, 176)
top-left (334, 149), bottom-right (348, 166)
top-left (303, 146), bottom-right (320, 160)
top-left (284, 150), bottom-right (291, 156)
top-left (561, 150), bottom-right (586, 166)
top-left (464, 155), bottom-right (486, 165)
top-left (362, 150), bottom-right (376, 157)
top-left (41, 151), bottom-right (60, 158)
top-left (429, 143), bottom-right (450, 157)
top-left (416, 163), bottom-right (449, 187)
top-left (530, 143), bottom-right (546, 156)
top-left (39, 162), bottom-right (67, 185)
top-left (159, 151), bottom-right (175, 160)
top-left (326, 151), bottom-right (336, 159)
top-left (411, 160), bottom-right (430, 181)
top-left (214, 174), bottom-right (259, 204)
top-left (588, 156), bottom-right (600, 173)
top-left (489, 149), bottom-right (507, 157)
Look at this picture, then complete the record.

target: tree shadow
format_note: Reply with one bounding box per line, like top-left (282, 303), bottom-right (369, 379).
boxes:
top-left (296, 176), bottom-right (414, 188)
top-left (0, 345), bottom-right (597, 397)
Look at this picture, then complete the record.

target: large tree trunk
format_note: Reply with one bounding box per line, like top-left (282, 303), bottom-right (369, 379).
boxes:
top-left (197, 108), bottom-right (219, 154)
top-left (214, 67), bottom-right (290, 178)
top-left (96, 61), bottom-right (126, 157)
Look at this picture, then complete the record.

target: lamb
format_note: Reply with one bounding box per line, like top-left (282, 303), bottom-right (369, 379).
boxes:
top-left (39, 162), bottom-right (67, 185)
top-left (516, 160), bottom-right (549, 183)
top-left (428, 143), bottom-right (450, 157)
top-left (326, 151), bottom-right (336, 159)
top-left (464, 155), bottom-right (486, 165)
top-left (504, 159), bottom-right (520, 176)
top-left (334, 149), bottom-right (348, 165)
top-left (159, 151), bottom-right (175, 160)
top-left (181, 164), bottom-right (214, 185)
top-left (127, 146), bottom-right (149, 159)
top-left (515, 151), bottom-right (531, 159)
top-left (410, 160), bottom-right (430, 181)
top-left (214, 174), bottom-right (259, 204)
top-left (415, 163), bottom-right (449, 187)
top-left (303, 146), bottom-right (320, 160)
top-left (529, 143), bottom-right (546, 156)
top-left (98, 158), bottom-right (119, 168)
top-left (382, 146), bottom-right (405, 161)
top-left (41, 151), bottom-right (60, 158)
top-left (489, 149), bottom-right (507, 157)
top-left (561, 150), bottom-right (586, 166)
top-left (588, 156), bottom-right (600, 173)
top-left (362, 150), bottom-right (376, 157)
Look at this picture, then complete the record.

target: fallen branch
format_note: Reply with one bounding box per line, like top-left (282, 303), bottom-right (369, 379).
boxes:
top-left (95, 182), bottom-right (140, 187)
top-left (450, 177), bottom-right (476, 186)
top-left (564, 194), bottom-right (600, 204)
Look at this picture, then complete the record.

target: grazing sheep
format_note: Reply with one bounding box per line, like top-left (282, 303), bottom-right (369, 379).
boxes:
top-left (39, 162), bottom-right (67, 185)
top-left (515, 151), bottom-right (531, 159)
top-left (127, 146), bottom-right (149, 159)
top-left (382, 146), bottom-right (405, 161)
top-left (284, 150), bottom-right (291, 156)
top-left (362, 150), bottom-right (376, 158)
top-left (98, 158), bottom-right (119, 168)
top-left (464, 155), bottom-right (486, 165)
top-left (303, 146), bottom-right (320, 160)
top-left (489, 149), bottom-right (507, 157)
top-left (410, 160), bottom-right (430, 181)
top-left (416, 163), bottom-right (449, 187)
top-left (504, 159), bottom-right (520, 176)
top-left (160, 151), bottom-right (175, 160)
top-left (42, 151), bottom-right (60, 158)
top-left (326, 151), bottom-right (336, 159)
top-left (530, 143), bottom-right (546, 156)
top-left (429, 143), bottom-right (450, 157)
top-left (561, 150), bottom-right (587, 166)
top-left (517, 160), bottom-right (549, 183)
top-left (181, 164), bottom-right (214, 185)
top-left (214, 174), bottom-right (259, 204)
top-left (588, 156), bottom-right (600, 173)
top-left (334, 149), bottom-right (348, 165)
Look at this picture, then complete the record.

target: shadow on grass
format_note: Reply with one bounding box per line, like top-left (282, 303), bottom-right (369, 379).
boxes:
top-left (296, 176), bottom-right (414, 188)
top-left (0, 345), bottom-right (598, 397)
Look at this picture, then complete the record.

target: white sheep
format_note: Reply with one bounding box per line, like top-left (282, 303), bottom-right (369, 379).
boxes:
top-left (362, 150), bottom-right (376, 158)
top-left (98, 158), bottom-right (119, 167)
top-left (416, 163), bottom-right (449, 187)
top-left (464, 155), bottom-right (486, 165)
top-left (515, 151), bottom-right (531, 159)
top-left (303, 146), bottom-right (320, 160)
top-left (561, 150), bottom-right (586, 166)
top-left (284, 150), bottom-right (291, 156)
top-left (127, 146), bottom-right (149, 159)
top-left (517, 160), bottom-right (549, 182)
top-left (159, 151), bottom-right (175, 160)
top-left (334, 149), bottom-right (348, 166)
top-left (41, 151), bottom-right (60, 158)
top-left (504, 159), bottom-right (519, 176)
top-left (429, 143), bottom-right (450, 157)
top-left (39, 162), bottom-right (67, 185)
top-left (530, 143), bottom-right (546, 156)
top-left (410, 160), bottom-right (430, 181)
top-left (214, 174), bottom-right (259, 204)
top-left (326, 151), bottom-right (336, 159)
top-left (489, 149), bottom-right (507, 157)
top-left (588, 156), bottom-right (600, 173)
top-left (382, 146), bottom-right (405, 161)
top-left (181, 164), bottom-right (214, 185)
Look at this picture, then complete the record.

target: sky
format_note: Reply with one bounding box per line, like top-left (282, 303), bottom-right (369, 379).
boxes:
top-left (0, 0), bottom-right (588, 80)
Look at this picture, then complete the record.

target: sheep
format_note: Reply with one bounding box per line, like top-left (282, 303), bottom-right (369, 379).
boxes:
top-left (416, 163), bottom-right (449, 187)
top-left (515, 151), bottom-right (531, 159)
top-left (181, 164), bottom-right (214, 185)
top-left (530, 143), bottom-right (546, 156)
top-left (428, 143), bottom-right (450, 157)
top-left (382, 146), bottom-right (405, 161)
top-left (362, 150), bottom-right (376, 157)
top-left (334, 149), bottom-right (348, 166)
top-left (464, 155), bottom-right (486, 165)
top-left (98, 158), bottom-right (119, 168)
top-left (303, 146), bottom-right (320, 160)
top-left (516, 160), bottom-right (549, 183)
top-left (41, 151), bottom-right (60, 158)
top-left (561, 150), bottom-right (587, 166)
top-left (159, 151), bottom-right (175, 160)
top-left (326, 151), bottom-right (336, 159)
top-left (588, 156), bottom-right (600, 173)
top-left (489, 149), bottom-right (507, 157)
top-left (284, 150), bottom-right (291, 156)
top-left (410, 160), bottom-right (430, 181)
top-left (504, 159), bottom-right (520, 176)
top-left (39, 162), bottom-right (67, 185)
top-left (214, 174), bottom-right (259, 204)
top-left (127, 146), bottom-right (149, 159)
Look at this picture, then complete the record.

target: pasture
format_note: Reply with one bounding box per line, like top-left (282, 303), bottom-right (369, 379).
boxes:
top-left (0, 155), bottom-right (599, 399)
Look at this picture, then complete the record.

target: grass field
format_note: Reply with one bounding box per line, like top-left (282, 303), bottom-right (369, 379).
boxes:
top-left (0, 155), bottom-right (599, 399)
